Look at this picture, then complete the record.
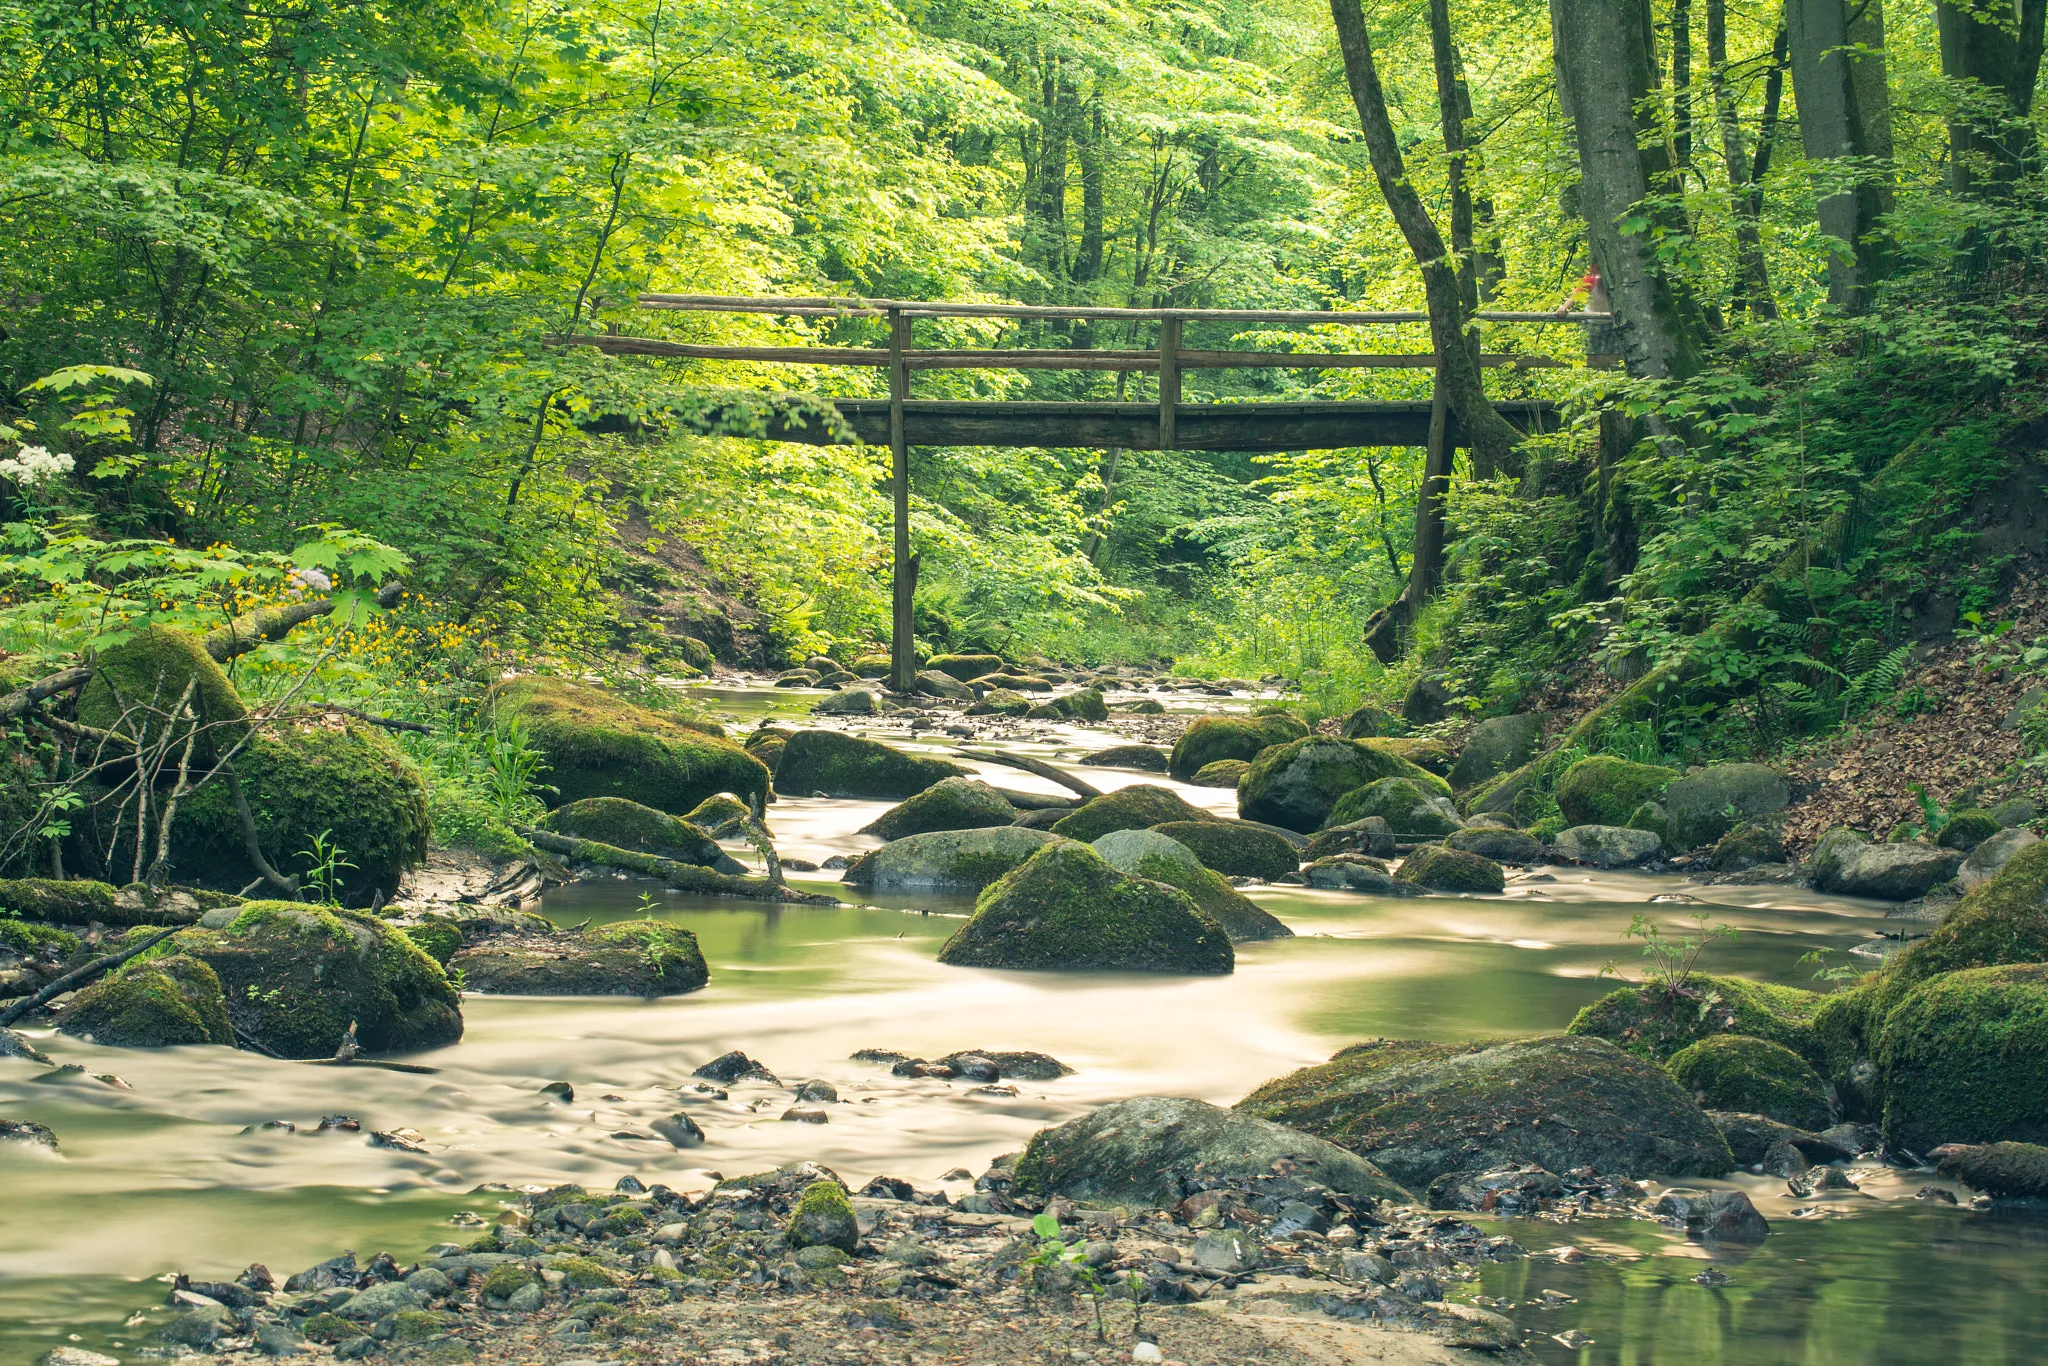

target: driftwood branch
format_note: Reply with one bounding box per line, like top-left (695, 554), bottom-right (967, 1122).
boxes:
top-left (955, 748), bottom-right (1103, 800)
top-left (0, 927), bottom-right (179, 1028)
top-left (0, 667), bottom-right (92, 720)
top-left (202, 580), bottom-right (405, 663)
top-left (516, 827), bottom-right (838, 904)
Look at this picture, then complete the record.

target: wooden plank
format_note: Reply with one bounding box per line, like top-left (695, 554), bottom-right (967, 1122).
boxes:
top-left (1158, 317), bottom-right (1181, 452)
top-left (551, 335), bottom-right (1618, 371)
top-left (637, 293), bottom-right (1614, 327)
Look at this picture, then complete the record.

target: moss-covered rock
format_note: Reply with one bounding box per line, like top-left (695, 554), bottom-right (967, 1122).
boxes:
top-left (1959, 827), bottom-right (2040, 889)
top-left (1338, 703), bottom-right (1400, 739)
top-left (1662, 764), bottom-right (1789, 851)
top-left (1013, 1097), bottom-right (1412, 1208)
top-left (787, 1180), bottom-right (859, 1253)
top-left (1712, 822), bottom-right (1786, 871)
top-left (58, 954), bottom-right (233, 1048)
top-left (1191, 760), bottom-right (1249, 788)
top-left (78, 626), bottom-right (249, 762)
top-left (1237, 738), bottom-right (1448, 834)
top-left (841, 826), bottom-right (1068, 893)
top-left (1373, 737), bottom-right (1453, 776)
top-left (173, 902), bottom-right (461, 1057)
top-left (914, 670), bottom-right (973, 701)
top-left (1091, 829), bottom-right (1291, 942)
top-left (1938, 809), bottom-right (2003, 851)
top-left (936, 840), bottom-right (1233, 973)
top-left (491, 676), bottom-right (769, 816)
top-left (0, 919), bottom-right (79, 956)
top-left (1553, 824), bottom-right (1663, 867)
top-left (926, 653), bottom-right (1005, 682)
top-left (1448, 715), bottom-right (1543, 790)
top-left (1057, 689), bottom-right (1110, 722)
top-left (1876, 963), bottom-right (2048, 1152)
top-left (1328, 778), bottom-right (1462, 837)
top-left (1117, 699), bottom-right (1166, 715)
top-left (167, 718), bottom-right (431, 905)
top-left (1238, 1035), bottom-right (1733, 1189)
top-left (1442, 827), bottom-right (1547, 863)
top-left (850, 654), bottom-right (893, 679)
top-left (1078, 743), bottom-right (1170, 772)
top-left (450, 918), bottom-right (707, 997)
top-left (775, 730), bottom-right (966, 800)
top-left (1168, 715), bottom-right (1309, 782)
top-left (1625, 800), bottom-right (1669, 843)
top-left (814, 687), bottom-right (895, 716)
top-left (1810, 827), bottom-right (1964, 900)
top-left (1049, 784), bottom-right (1213, 842)
top-left (1147, 820), bottom-right (1299, 881)
top-left (969, 672), bottom-right (1053, 693)
top-left (479, 1264), bottom-right (538, 1303)
top-left (1303, 854), bottom-right (1410, 894)
top-left (1865, 841), bottom-right (2048, 1019)
top-left (1394, 844), bottom-right (1504, 894)
top-left (965, 688), bottom-right (1032, 716)
top-left (1303, 818), bottom-right (1396, 862)
top-left (1567, 975), bottom-right (1824, 1063)
top-left (860, 777), bottom-right (1016, 840)
top-left (1667, 1035), bottom-right (1830, 1130)
top-left (1935, 1142), bottom-right (2048, 1200)
top-left (1553, 757), bottom-right (1677, 828)
top-left (402, 916), bottom-right (462, 967)
top-left (542, 798), bottom-right (724, 866)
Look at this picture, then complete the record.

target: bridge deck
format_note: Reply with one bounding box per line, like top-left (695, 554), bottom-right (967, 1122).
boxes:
top-left (753, 398), bottom-right (1557, 451)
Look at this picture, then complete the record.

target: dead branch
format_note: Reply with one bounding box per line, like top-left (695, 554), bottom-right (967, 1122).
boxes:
top-left (225, 760), bottom-right (299, 896)
top-left (515, 827), bottom-right (837, 904)
top-left (202, 580), bottom-right (404, 662)
top-left (280, 704), bottom-right (433, 734)
top-left (0, 927), bottom-right (179, 1028)
top-left (0, 667), bottom-right (92, 720)
top-left (954, 748), bottom-right (1103, 800)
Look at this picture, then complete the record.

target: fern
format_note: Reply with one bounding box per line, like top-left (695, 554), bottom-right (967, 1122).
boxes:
top-left (1842, 644), bottom-right (1911, 717)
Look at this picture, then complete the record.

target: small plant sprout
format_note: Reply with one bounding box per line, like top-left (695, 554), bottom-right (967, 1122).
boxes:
top-left (299, 830), bottom-right (356, 906)
top-left (1025, 1212), bottom-right (1109, 1342)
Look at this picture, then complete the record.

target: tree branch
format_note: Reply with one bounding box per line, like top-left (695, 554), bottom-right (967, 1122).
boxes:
top-left (0, 928), bottom-right (179, 1028)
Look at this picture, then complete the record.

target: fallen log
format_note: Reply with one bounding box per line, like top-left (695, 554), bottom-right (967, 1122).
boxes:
top-left (0, 927), bottom-right (179, 1027)
top-left (516, 828), bottom-right (838, 904)
top-left (202, 580), bottom-right (405, 662)
top-left (955, 748), bottom-right (1103, 801)
top-left (0, 878), bottom-right (222, 927)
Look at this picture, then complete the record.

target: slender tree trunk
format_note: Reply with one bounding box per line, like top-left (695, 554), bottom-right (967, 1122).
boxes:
top-left (1551, 0), bottom-right (1710, 379)
top-left (1672, 0), bottom-right (1695, 170)
top-left (1936, 0), bottom-right (2047, 192)
top-left (1709, 0), bottom-right (1779, 317)
top-left (1428, 0), bottom-right (1480, 314)
top-left (1074, 94), bottom-right (1108, 284)
top-left (1786, 0), bottom-right (1892, 310)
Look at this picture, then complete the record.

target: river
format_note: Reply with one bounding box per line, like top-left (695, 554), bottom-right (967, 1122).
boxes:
top-left (2, 682), bottom-right (2044, 1364)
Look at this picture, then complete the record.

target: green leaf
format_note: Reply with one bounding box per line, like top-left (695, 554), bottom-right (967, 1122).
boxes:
top-left (1031, 1213), bottom-right (1060, 1240)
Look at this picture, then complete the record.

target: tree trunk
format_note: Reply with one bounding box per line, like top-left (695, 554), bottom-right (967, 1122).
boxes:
top-left (1672, 0), bottom-right (1695, 170)
top-left (1709, 0), bottom-right (1780, 317)
top-left (1786, 0), bottom-right (1892, 310)
top-left (1937, 0), bottom-right (2047, 192)
top-left (1428, 0), bottom-right (1480, 314)
top-left (1073, 94), bottom-right (1108, 283)
top-left (1551, 0), bottom-right (1710, 379)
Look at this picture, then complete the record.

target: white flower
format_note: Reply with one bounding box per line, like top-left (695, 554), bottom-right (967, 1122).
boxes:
top-left (290, 567), bottom-right (334, 591)
top-left (0, 445), bottom-right (75, 488)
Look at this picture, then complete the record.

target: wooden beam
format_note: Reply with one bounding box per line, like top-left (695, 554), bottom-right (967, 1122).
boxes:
top-left (1158, 317), bottom-right (1181, 452)
top-left (888, 310), bottom-right (916, 693)
top-left (637, 293), bottom-right (1614, 327)
top-left (549, 335), bottom-right (1619, 371)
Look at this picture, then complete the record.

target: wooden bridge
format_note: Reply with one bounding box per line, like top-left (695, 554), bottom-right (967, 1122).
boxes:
top-left (554, 293), bottom-right (1613, 687)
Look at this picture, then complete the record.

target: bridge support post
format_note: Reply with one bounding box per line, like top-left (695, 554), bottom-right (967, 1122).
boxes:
top-left (1157, 316), bottom-right (1181, 451)
top-left (887, 309), bottom-right (918, 694)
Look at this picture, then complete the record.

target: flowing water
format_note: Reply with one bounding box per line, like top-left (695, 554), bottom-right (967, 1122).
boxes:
top-left (3, 684), bottom-right (2045, 1364)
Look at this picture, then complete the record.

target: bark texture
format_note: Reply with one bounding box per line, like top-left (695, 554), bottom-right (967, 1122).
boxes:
top-left (1786, 0), bottom-right (1894, 310)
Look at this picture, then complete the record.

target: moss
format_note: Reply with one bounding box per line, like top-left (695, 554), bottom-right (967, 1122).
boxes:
top-left (1097, 834), bottom-right (1291, 942)
top-left (300, 1314), bottom-right (367, 1343)
top-left (403, 917), bottom-right (462, 967)
top-left (77, 626), bottom-right (248, 762)
top-left (450, 918), bottom-right (707, 996)
top-left (1168, 715), bottom-right (1308, 781)
top-left (1939, 809), bottom-right (2003, 851)
top-left (926, 653), bottom-right (1005, 681)
top-left (1049, 784), bottom-right (1211, 842)
top-left (1372, 737), bottom-right (1452, 776)
top-left (173, 719), bottom-right (430, 904)
top-left (937, 840), bottom-right (1233, 973)
top-left (861, 776), bottom-right (1015, 840)
top-left (1328, 778), bottom-right (1460, 836)
top-left (1118, 699), bottom-right (1166, 715)
top-left (1393, 844), bottom-right (1505, 894)
top-left (388, 1310), bottom-right (460, 1344)
top-left (1667, 1034), bottom-right (1831, 1130)
top-left (1865, 841), bottom-right (2048, 1022)
top-left (966, 688), bottom-right (1032, 716)
top-left (1024, 702), bottom-right (1063, 719)
top-left (425, 785), bottom-right (534, 863)
top-left (1553, 756), bottom-right (1677, 828)
top-left (969, 672), bottom-right (1053, 693)
top-left (542, 797), bottom-right (722, 866)
top-left (1189, 760), bottom-right (1247, 788)
top-left (1876, 963), bottom-right (2048, 1152)
top-left (58, 954), bottom-right (233, 1047)
top-left (787, 1179), bottom-right (859, 1253)
top-left (1147, 820), bottom-right (1299, 882)
top-left (1237, 738), bottom-right (1449, 834)
top-left (1566, 974), bottom-right (1825, 1063)
top-left (684, 793), bottom-right (752, 834)
top-left (1625, 801), bottom-right (1669, 842)
top-left (547, 1256), bottom-right (622, 1290)
top-left (0, 919), bottom-right (79, 956)
top-left (775, 730), bottom-right (966, 800)
top-left (492, 675), bottom-right (768, 815)
top-left (175, 901), bottom-right (462, 1057)
top-left (850, 653), bottom-right (893, 678)
top-left (1936, 1142), bottom-right (2048, 1199)
top-left (1079, 743), bottom-right (1170, 772)
top-left (1058, 688), bottom-right (1109, 722)
top-left (1338, 703), bottom-right (1399, 739)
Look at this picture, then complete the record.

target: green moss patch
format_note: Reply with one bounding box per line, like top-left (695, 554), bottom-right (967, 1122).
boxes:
top-left (1237, 738), bottom-right (1447, 834)
top-left (1050, 785), bottom-right (1212, 842)
top-left (0, 919), bottom-right (79, 956)
top-left (1393, 844), bottom-right (1504, 894)
top-left (1168, 715), bottom-right (1307, 782)
top-left (861, 777), bottom-right (1016, 840)
top-left (1876, 963), bottom-right (2048, 1153)
top-left (58, 954), bottom-right (233, 1048)
top-left (774, 730), bottom-right (966, 800)
top-left (451, 918), bottom-right (707, 997)
top-left (77, 626), bottom-right (248, 763)
top-left (1567, 974), bottom-right (1824, 1063)
top-left (1147, 820), bottom-right (1299, 882)
top-left (543, 797), bottom-right (723, 866)
top-left (1667, 1034), bottom-right (1830, 1130)
top-left (492, 676), bottom-right (769, 815)
top-left (1554, 757), bottom-right (1677, 828)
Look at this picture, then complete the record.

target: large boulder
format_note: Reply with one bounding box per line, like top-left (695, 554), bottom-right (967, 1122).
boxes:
top-left (1237, 738), bottom-right (1447, 834)
top-left (1191, 759), bottom-right (1250, 788)
top-left (1147, 821), bottom-right (1299, 882)
top-left (1049, 785), bottom-right (1212, 842)
top-left (1935, 1142), bottom-right (2048, 1201)
top-left (172, 903), bottom-right (462, 1058)
top-left (775, 730), bottom-right (966, 800)
top-left (1303, 818), bottom-right (1396, 862)
top-left (1554, 757), bottom-right (1677, 828)
top-left (1167, 715), bottom-right (1307, 782)
top-left (171, 717), bottom-right (430, 905)
top-left (1568, 975), bottom-right (1824, 1063)
top-left (1338, 704), bottom-right (1398, 739)
top-left (542, 798), bottom-right (726, 866)
top-left (1079, 744), bottom-right (1170, 773)
top-left (1012, 1097), bottom-right (1412, 1207)
top-left (58, 955), bottom-right (234, 1048)
top-left (1554, 824), bottom-right (1662, 868)
top-left (1810, 828), bottom-right (1963, 900)
top-left (1303, 855), bottom-right (1412, 894)
top-left (1091, 830), bottom-right (1291, 941)
top-left (1448, 715), bottom-right (1543, 791)
top-left (966, 689), bottom-right (1032, 716)
top-left (78, 626), bottom-right (248, 763)
top-left (1238, 1035), bottom-right (1734, 1189)
top-left (860, 777), bottom-right (1016, 840)
top-left (1328, 778), bottom-right (1461, 837)
top-left (1958, 827), bottom-right (2040, 890)
top-left (1443, 827), bottom-right (1547, 863)
top-left (936, 841), bottom-right (1233, 974)
top-left (492, 676), bottom-right (769, 815)
top-left (813, 687), bottom-right (894, 716)
top-left (1662, 764), bottom-right (1789, 851)
top-left (1876, 964), bottom-right (2048, 1153)
top-left (1394, 845), bottom-right (1504, 894)
top-left (450, 919), bottom-right (707, 997)
top-left (1667, 1035), bottom-right (1831, 1131)
top-left (926, 653), bottom-right (1005, 682)
top-left (914, 670), bottom-right (974, 701)
top-left (841, 827), bottom-right (1068, 893)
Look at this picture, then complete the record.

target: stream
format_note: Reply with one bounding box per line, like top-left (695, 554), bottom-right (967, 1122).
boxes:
top-left (2, 682), bottom-right (2045, 1364)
